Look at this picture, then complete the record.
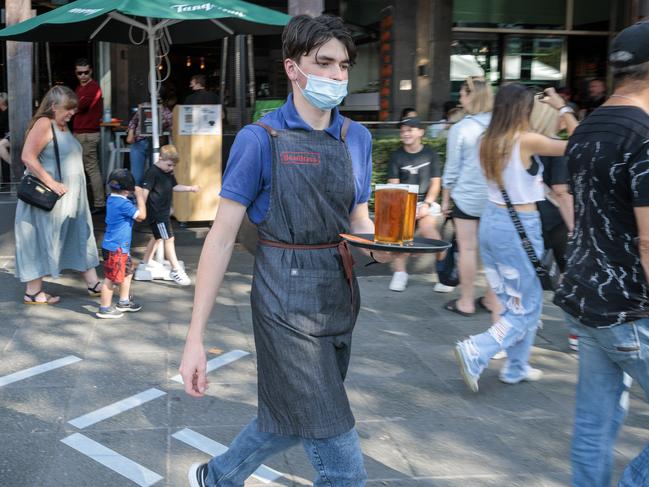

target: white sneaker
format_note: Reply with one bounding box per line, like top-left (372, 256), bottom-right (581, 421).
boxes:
top-left (433, 282), bottom-right (455, 293)
top-left (492, 350), bottom-right (507, 360)
top-left (170, 268), bottom-right (191, 286)
top-left (389, 271), bottom-right (408, 292)
top-left (499, 366), bottom-right (543, 384)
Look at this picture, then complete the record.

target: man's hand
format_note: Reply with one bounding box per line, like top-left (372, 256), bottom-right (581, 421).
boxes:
top-left (191, 185), bottom-right (200, 193)
top-left (179, 337), bottom-right (208, 397)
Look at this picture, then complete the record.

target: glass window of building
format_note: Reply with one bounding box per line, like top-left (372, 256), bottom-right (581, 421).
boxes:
top-left (453, 0), bottom-right (566, 29)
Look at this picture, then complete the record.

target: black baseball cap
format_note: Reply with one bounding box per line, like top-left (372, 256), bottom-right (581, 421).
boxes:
top-left (609, 21), bottom-right (649, 68)
top-left (398, 117), bottom-right (422, 128)
top-left (108, 168), bottom-right (135, 191)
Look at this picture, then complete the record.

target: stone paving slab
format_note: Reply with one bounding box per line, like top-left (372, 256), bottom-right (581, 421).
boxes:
top-left (0, 217), bottom-right (648, 486)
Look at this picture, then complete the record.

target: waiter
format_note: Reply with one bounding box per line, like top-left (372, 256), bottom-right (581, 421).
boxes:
top-left (180, 14), bottom-right (384, 487)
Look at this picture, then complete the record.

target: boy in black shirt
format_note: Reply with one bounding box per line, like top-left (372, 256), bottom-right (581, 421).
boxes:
top-left (141, 145), bottom-right (200, 285)
top-left (387, 116), bottom-right (442, 291)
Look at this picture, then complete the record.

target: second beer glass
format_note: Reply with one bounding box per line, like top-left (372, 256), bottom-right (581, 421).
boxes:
top-left (402, 185), bottom-right (418, 244)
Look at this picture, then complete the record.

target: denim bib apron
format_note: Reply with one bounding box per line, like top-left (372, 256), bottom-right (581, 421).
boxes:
top-left (251, 119), bottom-right (361, 439)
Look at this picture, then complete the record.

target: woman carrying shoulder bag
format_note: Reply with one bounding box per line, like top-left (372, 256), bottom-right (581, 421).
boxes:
top-left (15, 85), bottom-right (102, 304)
top-left (454, 84), bottom-right (578, 392)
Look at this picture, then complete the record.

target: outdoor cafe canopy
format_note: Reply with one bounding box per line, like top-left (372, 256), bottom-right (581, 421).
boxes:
top-left (0, 0), bottom-right (291, 152)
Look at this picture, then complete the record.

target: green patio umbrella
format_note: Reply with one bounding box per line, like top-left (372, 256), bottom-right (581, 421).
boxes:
top-left (0, 0), bottom-right (291, 153)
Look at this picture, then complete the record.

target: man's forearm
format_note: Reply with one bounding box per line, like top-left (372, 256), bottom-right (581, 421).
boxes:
top-left (640, 237), bottom-right (649, 284)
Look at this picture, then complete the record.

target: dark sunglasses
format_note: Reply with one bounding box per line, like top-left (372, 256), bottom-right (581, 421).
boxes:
top-left (76, 70), bottom-right (90, 76)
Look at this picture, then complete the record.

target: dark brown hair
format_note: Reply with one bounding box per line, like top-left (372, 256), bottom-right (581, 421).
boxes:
top-left (480, 83), bottom-right (534, 186)
top-left (282, 14), bottom-right (357, 65)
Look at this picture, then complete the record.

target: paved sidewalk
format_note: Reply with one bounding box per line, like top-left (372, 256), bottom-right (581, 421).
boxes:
top-left (0, 215), bottom-right (647, 486)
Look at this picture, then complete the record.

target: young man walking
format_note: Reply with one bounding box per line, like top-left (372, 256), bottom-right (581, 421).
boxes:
top-left (180, 14), bottom-right (382, 486)
top-left (72, 58), bottom-right (105, 212)
top-left (554, 21), bottom-right (649, 487)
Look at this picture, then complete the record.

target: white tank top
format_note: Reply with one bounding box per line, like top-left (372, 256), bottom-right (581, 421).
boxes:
top-left (487, 140), bottom-right (545, 205)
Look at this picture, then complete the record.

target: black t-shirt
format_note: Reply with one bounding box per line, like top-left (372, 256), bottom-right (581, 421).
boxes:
top-left (387, 146), bottom-right (441, 200)
top-left (554, 106), bottom-right (649, 327)
top-left (184, 90), bottom-right (220, 105)
top-left (537, 155), bottom-right (569, 233)
top-left (142, 165), bottom-right (178, 222)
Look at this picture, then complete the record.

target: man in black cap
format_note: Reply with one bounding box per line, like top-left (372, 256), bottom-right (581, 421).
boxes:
top-left (387, 116), bottom-right (442, 292)
top-left (553, 21), bottom-right (649, 487)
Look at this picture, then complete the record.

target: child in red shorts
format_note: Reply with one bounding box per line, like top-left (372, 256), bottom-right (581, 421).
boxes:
top-left (96, 169), bottom-right (147, 319)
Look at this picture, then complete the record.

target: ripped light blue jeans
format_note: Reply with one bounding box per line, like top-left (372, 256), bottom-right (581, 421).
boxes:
top-left (467, 203), bottom-right (544, 381)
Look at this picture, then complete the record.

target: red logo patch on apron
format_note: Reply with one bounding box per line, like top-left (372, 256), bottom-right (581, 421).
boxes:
top-left (280, 151), bottom-right (321, 165)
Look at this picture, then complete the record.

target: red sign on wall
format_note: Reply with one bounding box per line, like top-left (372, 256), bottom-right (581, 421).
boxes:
top-left (379, 13), bottom-right (393, 122)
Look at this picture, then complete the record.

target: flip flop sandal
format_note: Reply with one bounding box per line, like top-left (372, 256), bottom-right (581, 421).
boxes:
top-left (24, 290), bottom-right (60, 305)
top-left (87, 281), bottom-right (102, 297)
top-left (443, 298), bottom-right (474, 317)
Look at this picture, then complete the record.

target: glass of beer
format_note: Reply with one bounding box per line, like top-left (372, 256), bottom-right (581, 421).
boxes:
top-left (374, 184), bottom-right (409, 244)
top-left (402, 185), bottom-right (418, 244)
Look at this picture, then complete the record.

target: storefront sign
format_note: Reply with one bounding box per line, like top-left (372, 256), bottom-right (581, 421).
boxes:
top-left (178, 105), bottom-right (222, 135)
top-left (379, 12), bottom-right (393, 121)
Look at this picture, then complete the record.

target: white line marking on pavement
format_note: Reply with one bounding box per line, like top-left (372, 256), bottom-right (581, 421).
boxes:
top-left (170, 350), bottom-right (250, 384)
top-left (0, 355), bottom-right (82, 387)
top-left (61, 433), bottom-right (163, 486)
top-left (172, 428), bottom-right (283, 484)
top-left (68, 388), bottom-right (167, 429)
top-left (380, 329), bottom-right (410, 337)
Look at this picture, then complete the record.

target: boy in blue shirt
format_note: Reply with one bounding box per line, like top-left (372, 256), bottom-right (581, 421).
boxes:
top-left (96, 169), bottom-right (147, 319)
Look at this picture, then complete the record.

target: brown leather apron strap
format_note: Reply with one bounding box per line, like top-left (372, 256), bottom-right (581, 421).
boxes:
top-left (255, 121), bottom-right (278, 137)
top-left (259, 238), bottom-right (356, 309)
top-left (341, 117), bottom-right (351, 143)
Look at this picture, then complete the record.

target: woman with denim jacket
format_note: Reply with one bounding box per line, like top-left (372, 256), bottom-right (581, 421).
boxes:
top-left (441, 76), bottom-right (499, 319)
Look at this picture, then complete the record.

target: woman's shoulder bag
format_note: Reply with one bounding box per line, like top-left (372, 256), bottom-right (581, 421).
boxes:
top-left (17, 123), bottom-right (62, 212)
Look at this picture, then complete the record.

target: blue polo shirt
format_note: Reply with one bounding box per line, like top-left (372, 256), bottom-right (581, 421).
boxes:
top-left (102, 194), bottom-right (139, 254)
top-left (220, 94), bottom-right (373, 224)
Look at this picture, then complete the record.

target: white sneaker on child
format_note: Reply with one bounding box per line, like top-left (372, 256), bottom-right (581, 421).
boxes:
top-left (389, 271), bottom-right (408, 292)
top-left (170, 268), bottom-right (191, 286)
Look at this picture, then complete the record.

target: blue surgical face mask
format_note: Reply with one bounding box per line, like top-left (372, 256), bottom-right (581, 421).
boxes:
top-left (294, 63), bottom-right (348, 110)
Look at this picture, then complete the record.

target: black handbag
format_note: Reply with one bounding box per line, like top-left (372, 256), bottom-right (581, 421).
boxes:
top-left (17, 123), bottom-right (62, 212)
top-left (436, 218), bottom-right (459, 287)
top-left (500, 188), bottom-right (561, 291)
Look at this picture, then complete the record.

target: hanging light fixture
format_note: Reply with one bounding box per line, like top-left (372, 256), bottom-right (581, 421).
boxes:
top-left (186, 56), bottom-right (192, 67)
top-left (200, 57), bottom-right (205, 70)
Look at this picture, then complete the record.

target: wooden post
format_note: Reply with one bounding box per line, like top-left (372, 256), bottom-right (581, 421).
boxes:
top-left (5, 0), bottom-right (33, 183)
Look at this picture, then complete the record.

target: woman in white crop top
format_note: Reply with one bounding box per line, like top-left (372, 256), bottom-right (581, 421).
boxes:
top-left (454, 84), bottom-right (578, 392)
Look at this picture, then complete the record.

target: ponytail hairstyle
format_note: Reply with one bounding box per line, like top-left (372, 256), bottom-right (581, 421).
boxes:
top-left (479, 83), bottom-right (534, 187)
top-left (27, 85), bottom-right (78, 134)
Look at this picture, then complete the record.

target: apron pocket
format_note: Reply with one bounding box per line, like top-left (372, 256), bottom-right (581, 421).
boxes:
top-left (287, 268), bottom-right (353, 337)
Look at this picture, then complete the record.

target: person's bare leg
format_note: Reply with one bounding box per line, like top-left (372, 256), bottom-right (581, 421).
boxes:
top-left (118, 274), bottom-right (134, 302)
top-left (391, 254), bottom-right (408, 273)
top-left (0, 138), bottom-right (10, 164)
top-left (454, 218), bottom-right (479, 314)
top-left (99, 279), bottom-right (114, 309)
top-left (142, 238), bottom-right (159, 264)
top-left (163, 237), bottom-right (181, 270)
top-left (82, 267), bottom-right (101, 291)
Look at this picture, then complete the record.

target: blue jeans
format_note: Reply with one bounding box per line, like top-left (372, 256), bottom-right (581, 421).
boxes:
top-left (568, 315), bottom-right (649, 487)
top-left (206, 417), bottom-right (367, 486)
top-left (129, 138), bottom-right (150, 185)
top-left (466, 203), bottom-right (544, 380)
